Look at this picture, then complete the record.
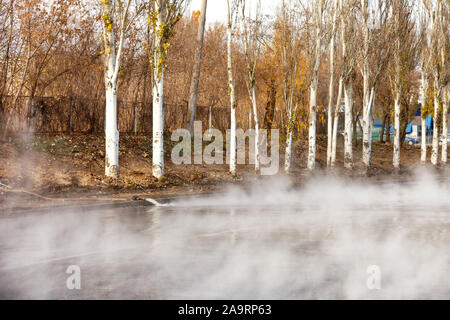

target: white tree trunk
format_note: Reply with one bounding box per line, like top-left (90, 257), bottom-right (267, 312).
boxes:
top-left (360, 0), bottom-right (371, 169)
top-left (226, 0), bottom-right (236, 176)
top-left (421, 117), bottom-right (427, 164)
top-left (362, 76), bottom-right (370, 167)
top-left (441, 89), bottom-right (448, 164)
top-left (327, 89), bottom-right (333, 167)
top-left (362, 86), bottom-right (375, 168)
top-left (362, 124), bottom-right (370, 168)
top-left (284, 127), bottom-right (293, 173)
top-left (327, 0), bottom-right (338, 167)
top-left (420, 67), bottom-right (428, 164)
top-left (152, 7), bottom-right (165, 179)
top-left (307, 83), bottom-right (318, 170)
top-left (393, 92), bottom-right (401, 169)
top-left (250, 86), bottom-right (260, 171)
top-left (103, 1), bottom-right (119, 179)
top-left (152, 71), bottom-right (164, 178)
top-left (230, 105), bottom-right (237, 176)
top-left (307, 0), bottom-right (323, 171)
top-left (343, 81), bottom-right (353, 169)
top-left (431, 90), bottom-right (439, 166)
top-left (105, 83), bottom-right (119, 178)
top-left (331, 77), bottom-right (343, 167)
top-left (102, 0), bottom-right (131, 179)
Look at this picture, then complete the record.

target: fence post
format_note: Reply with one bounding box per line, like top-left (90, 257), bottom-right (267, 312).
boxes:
top-left (28, 96), bottom-right (35, 133)
top-left (134, 103), bottom-right (139, 136)
top-left (69, 98), bottom-right (74, 135)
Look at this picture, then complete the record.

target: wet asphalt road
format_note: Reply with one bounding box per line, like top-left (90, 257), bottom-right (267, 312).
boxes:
top-left (1, 177), bottom-right (450, 299)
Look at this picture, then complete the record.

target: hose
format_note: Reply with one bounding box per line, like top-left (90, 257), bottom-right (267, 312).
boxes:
top-left (0, 182), bottom-right (129, 202)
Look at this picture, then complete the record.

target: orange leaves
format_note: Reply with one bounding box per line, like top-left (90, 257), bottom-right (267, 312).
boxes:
top-left (193, 10), bottom-right (200, 23)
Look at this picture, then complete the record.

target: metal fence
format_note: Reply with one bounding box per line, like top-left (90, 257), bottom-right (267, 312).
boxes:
top-left (0, 96), bottom-right (231, 134)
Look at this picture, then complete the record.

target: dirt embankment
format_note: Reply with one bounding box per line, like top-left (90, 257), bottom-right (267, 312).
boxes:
top-left (0, 133), bottom-right (447, 211)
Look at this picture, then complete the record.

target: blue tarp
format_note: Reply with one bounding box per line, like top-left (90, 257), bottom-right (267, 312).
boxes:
top-left (406, 123), bottom-right (412, 133)
top-left (370, 111), bottom-right (434, 135)
top-left (389, 116), bottom-right (433, 134)
top-left (415, 104), bottom-right (435, 130)
top-left (372, 104), bottom-right (437, 135)
top-left (389, 115), bottom-right (433, 134)
top-left (425, 115), bottom-right (433, 130)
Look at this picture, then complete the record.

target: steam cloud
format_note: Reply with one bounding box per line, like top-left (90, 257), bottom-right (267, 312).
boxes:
top-left (0, 168), bottom-right (449, 299)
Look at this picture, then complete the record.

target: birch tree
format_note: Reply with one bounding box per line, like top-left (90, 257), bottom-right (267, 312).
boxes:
top-left (341, 0), bottom-right (358, 169)
top-left (101, 0), bottom-right (142, 178)
top-left (277, 0), bottom-right (303, 173)
top-left (428, 0), bottom-right (447, 166)
top-left (149, 0), bottom-right (186, 179)
top-left (330, 0), bottom-right (357, 168)
top-left (437, 2), bottom-right (448, 164)
top-left (357, 0), bottom-right (392, 169)
top-left (390, 0), bottom-right (415, 169)
top-left (240, 0), bottom-right (263, 172)
top-left (419, 8), bottom-right (432, 165)
top-left (420, 63), bottom-right (431, 164)
top-left (186, 0), bottom-right (207, 135)
top-left (305, 0), bottom-right (325, 170)
top-left (326, 0), bottom-right (338, 167)
top-left (443, 86), bottom-right (449, 164)
top-left (424, 0), bottom-right (448, 166)
top-left (226, 0), bottom-right (238, 176)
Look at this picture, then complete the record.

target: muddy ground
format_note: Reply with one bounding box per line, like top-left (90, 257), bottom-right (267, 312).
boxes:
top-left (0, 133), bottom-right (448, 212)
